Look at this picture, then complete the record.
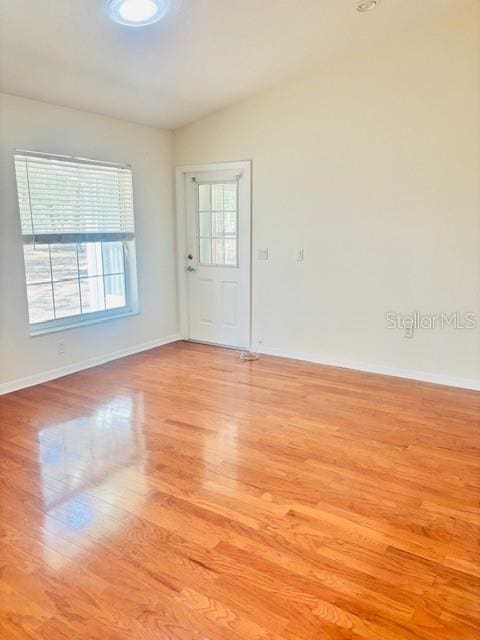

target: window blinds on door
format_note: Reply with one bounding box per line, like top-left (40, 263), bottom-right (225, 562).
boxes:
top-left (14, 153), bottom-right (135, 245)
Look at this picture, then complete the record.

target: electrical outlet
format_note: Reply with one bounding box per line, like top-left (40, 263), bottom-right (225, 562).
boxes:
top-left (296, 248), bottom-right (304, 262)
top-left (57, 340), bottom-right (65, 355)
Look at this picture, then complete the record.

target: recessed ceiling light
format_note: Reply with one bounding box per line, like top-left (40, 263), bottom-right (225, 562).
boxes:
top-left (107, 0), bottom-right (170, 26)
top-left (357, 0), bottom-right (379, 12)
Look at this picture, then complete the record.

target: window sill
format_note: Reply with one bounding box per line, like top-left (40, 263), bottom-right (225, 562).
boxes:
top-left (30, 307), bottom-right (139, 337)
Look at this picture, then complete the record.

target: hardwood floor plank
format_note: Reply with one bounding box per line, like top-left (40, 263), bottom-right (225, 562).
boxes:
top-left (1, 341), bottom-right (478, 639)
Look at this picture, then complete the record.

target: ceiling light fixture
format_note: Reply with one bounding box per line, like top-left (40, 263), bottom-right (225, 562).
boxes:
top-left (356, 0), bottom-right (378, 12)
top-left (107, 0), bottom-right (170, 26)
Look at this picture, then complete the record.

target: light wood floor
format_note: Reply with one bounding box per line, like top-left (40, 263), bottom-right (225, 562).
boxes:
top-left (1, 341), bottom-right (479, 639)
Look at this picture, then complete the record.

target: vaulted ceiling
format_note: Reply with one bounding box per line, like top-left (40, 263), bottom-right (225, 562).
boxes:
top-left (0, 0), bottom-right (462, 129)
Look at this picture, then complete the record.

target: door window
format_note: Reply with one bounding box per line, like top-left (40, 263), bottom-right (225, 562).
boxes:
top-left (197, 182), bottom-right (238, 266)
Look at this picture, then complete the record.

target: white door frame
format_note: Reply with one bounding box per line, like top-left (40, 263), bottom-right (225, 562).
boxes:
top-left (175, 160), bottom-right (252, 344)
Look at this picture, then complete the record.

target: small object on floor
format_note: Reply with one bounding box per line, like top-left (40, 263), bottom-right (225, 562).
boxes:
top-left (239, 349), bottom-right (261, 361)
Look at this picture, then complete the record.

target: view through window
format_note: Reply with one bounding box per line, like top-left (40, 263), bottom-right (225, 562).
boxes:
top-left (197, 181), bottom-right (238, 266)
top-left (15, 153), bottom-right (138, 331)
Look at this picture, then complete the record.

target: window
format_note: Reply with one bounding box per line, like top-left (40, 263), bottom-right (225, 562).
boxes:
top-left (15, 152), bottom-right (138, 334)
top-left (197, 181), bottom-right (238, 266)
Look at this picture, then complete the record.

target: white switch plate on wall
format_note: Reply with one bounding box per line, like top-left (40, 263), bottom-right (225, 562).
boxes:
top-left (296, 248), bottom-right (304, 262)
top-left (257, 248), bottom-right (269, 260)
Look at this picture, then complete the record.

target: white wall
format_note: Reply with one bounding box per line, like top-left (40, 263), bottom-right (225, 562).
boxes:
top-left (175, 5), bottom-right (480, 386)
top-left (1, 5), bottom-right (478, 392)
top-left (0, 94), bottom-right (178, 389)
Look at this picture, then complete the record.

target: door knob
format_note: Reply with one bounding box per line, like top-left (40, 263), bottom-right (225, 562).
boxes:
top-left (187, 265), bottom-right (196, 272)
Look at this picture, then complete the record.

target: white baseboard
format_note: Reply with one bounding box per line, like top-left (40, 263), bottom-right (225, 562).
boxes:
top-left (0, 334), bottom-right (180, 396)
top-left (2, 336), bottom-right (477, 395)
top-left (259, 346), bottom-right (480, 391)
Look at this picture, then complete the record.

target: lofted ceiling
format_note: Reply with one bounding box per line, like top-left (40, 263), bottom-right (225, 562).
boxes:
top-left (0, 0), bottom-right (463, 129)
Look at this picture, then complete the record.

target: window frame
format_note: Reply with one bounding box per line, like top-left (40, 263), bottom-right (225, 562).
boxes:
top-left (29, 303), bottom-right (138, 336)
top-left (195, 179), bottom-right (240, 268)
top-left (14, 151), bottom-right (139, 336)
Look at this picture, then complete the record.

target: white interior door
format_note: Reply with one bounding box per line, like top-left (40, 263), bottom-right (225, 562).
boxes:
top-left (184, 164), bottom-right (251, 349)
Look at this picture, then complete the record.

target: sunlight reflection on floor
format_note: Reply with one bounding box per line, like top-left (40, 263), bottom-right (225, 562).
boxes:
top-left (37, 393), bottom-right (147, 567)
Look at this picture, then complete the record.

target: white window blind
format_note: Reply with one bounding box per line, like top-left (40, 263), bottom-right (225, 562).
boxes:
top-left (14, 151), bottom-right (139, 332)
top-left (15, 153), bottom-right (135, 245)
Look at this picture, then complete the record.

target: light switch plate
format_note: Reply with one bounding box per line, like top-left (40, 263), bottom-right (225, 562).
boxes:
top-left (296, 248), bottom-right (304, 262)
top-left (258, 248), bottom-right (269, 260)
